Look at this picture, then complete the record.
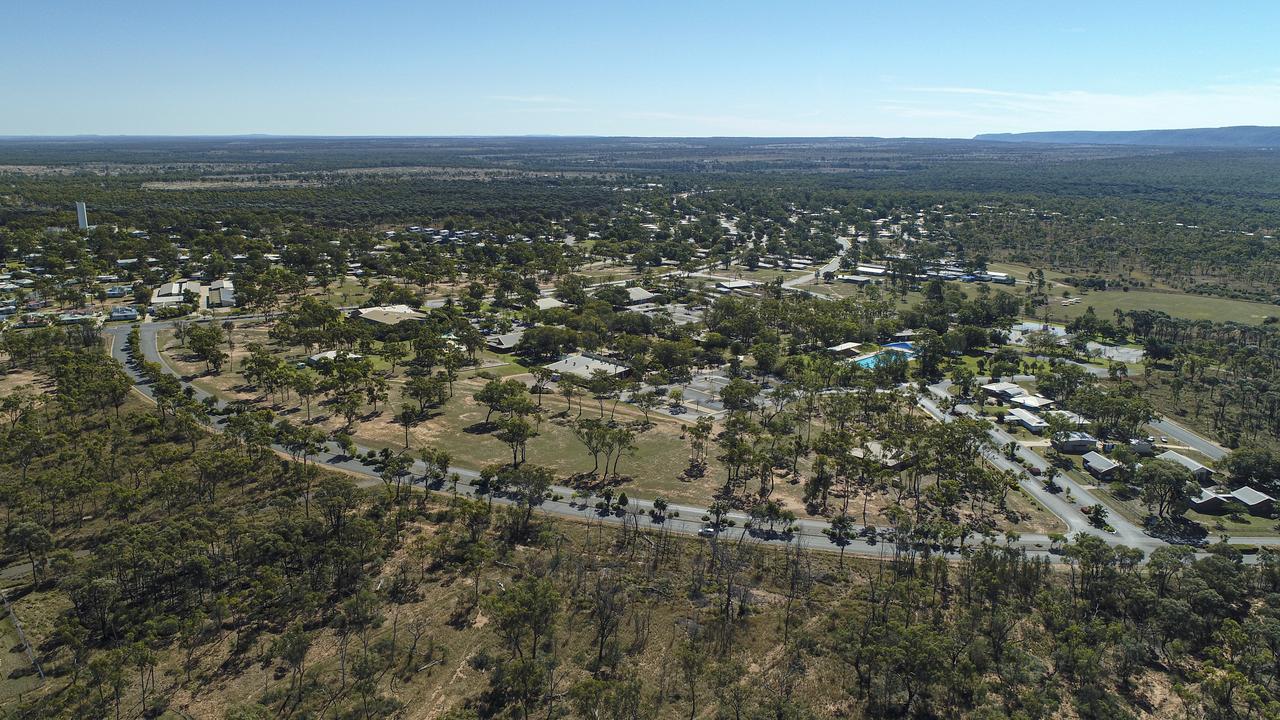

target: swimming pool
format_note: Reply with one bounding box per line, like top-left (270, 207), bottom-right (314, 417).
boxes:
top-left (855, 347), bottom-right (913, 369)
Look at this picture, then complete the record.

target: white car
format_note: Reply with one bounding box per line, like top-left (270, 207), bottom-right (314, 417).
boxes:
top-left (697, 526), bottom-right (716, 537)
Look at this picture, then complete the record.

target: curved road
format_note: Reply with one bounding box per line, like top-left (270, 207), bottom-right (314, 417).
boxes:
top-left (920, 380), bottom-right (1279, 554)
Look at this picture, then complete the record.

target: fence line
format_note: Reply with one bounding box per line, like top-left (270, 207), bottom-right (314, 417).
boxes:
top-left (1, 589), bottom-right (44, 681)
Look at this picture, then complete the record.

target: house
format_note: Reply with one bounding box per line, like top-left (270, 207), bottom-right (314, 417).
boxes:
top-left (109, 306), bottom-right (139, 322)
top-left (1006, 408), bottom-right (1049, 434)
top-left (155, 280), bottom-right (188, 299)
top-left (353, 304), bottom-right (428, 326)
top-left (1011, 394), bottom-right (1054, 411)
top-left (308, 350), bottom-right (363, 365)
top-left (852, 441), bottom-right (910, 470)
top-left (982, 381), bottom-right (1027, 401)
top-left (486, 331), bottom-right (524, 352)
top-left (1128, 438), bottom-right (1157, 456)
top-left (1046, 409), bottom-right (1088, 427)
top-left (1053, 431), bottom-right (1098, 454)
top-left (1189, 485), bottom-right (1274, 516)
top-left (1157, 450), bottom-right (1215, 484)
top-left (105, 285), bottom-right (132, 298)
top-left (630, 302), bottom-right (703, 326)
top-left (855, 264), bottom-right (887, 277)
top-left (534, 296), bottom-right (566, 311)
top-left (836, 274), bottom-right (875, 285)
top-left (1228, 486), bottom-right (1274, 516)
top-left (149, 294), bottom-right (187, 312)
top-left (207, 279), bottom-right (236, 308)
top-left (826, 341), bottom-right (864, 357)
top-left (14, 314), bottom-right (50, 329)
top-left (545, 353), bottom-right (628, 381)
top-left (1011, 321), bottom-right (1067, 337)
top-left (1189, 487), bottom-right (1225, 513)
top-left (58, 310), bottom-right (99, 326)
top-left (716, 279), bottom-right (755, 292)
top-left (152, 280), bottom-right (191, 311)
top-left (1082, 451), bottom-right (1120, 480)
top-left (624, 286), bottom-right (656, 305)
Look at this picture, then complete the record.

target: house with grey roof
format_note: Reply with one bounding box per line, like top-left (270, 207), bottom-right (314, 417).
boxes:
top-left (1157, 450), bottom-right (1214, 484)
top-left (1082, 451), bottom-right (1120, 480)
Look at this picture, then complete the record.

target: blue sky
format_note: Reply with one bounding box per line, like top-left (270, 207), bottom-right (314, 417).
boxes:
top-left (4, 1), bottom-right (1280, 137)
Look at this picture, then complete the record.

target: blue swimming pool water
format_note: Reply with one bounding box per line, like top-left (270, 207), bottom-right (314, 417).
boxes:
top-left (855, 348), bottom-right (913, 368)
top-left (854, 354), bottom-right (882, 368)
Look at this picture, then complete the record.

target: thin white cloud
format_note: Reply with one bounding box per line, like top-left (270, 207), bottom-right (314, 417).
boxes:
top-left (617, 109), bottom-right (852, 136)
top-left (488, 94), bottom-right (578, 105)
top-left (895, 82), bottom-right (1280, 134)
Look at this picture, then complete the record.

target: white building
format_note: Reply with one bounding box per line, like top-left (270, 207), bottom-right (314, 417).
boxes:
top-left (1011, 394), bottom-right (1055, 411)
top-left (1006, 408), bottom-right (1049, 434)
top-left (982, 381), bottom-right (1026, 400)
top-left (625, 286), bottom-right (657, 304)
top-left (353, 304), bottom-right (428, 326)
top-left (545, 353), bottom-right (628, 380)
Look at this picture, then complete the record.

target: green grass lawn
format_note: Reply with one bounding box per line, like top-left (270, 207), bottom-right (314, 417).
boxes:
top-left (1095, 488), bottom-right (1280, 538)
top-left (1041, 288), bottom-right (1278, 325)
top-left (984, 259), bottom-right (1278, 325)
top-left (310, 278), bottom-right (373, 307)
top-left (727, 267), bottom-right (814, 283)
top-left (417, 393), bottom-right (711, 504)
top-left (0, 587), bottom-right (72, 700)
top-left (826, 258), bottom-right (1277, 326)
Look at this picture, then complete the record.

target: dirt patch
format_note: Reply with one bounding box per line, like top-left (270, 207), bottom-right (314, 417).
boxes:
top-left (0, 369), bottom-right (49, 397)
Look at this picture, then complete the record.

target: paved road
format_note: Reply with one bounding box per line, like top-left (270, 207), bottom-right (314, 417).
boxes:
top-left (921, 380), bottom-right (1279, 551)
top-left (1149, 417), bottom-right (1227, 461)
top-left (103, 321), bottom-right (1278, 562)
top-left (782, 237), bottom-right (851, 293)
top-left (1024, 359), bottom-right (1226, 461)
top-left (916, 386), bottom-right (1136, 543)
top-left (104, 321), bottom-right (985, 561)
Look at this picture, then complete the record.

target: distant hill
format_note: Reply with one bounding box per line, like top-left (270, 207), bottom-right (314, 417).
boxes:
top-left (975, 125), bottom-right (1280, 148)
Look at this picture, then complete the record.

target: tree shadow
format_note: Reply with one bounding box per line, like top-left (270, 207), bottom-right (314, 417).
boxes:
top-left (565, 472), bottom-right (631, 494)
top-left (1143, 516), bottom-right (1210, 546)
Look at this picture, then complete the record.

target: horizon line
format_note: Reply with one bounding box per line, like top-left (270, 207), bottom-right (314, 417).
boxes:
top-left (0, 133), bottom-right (964, 141)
